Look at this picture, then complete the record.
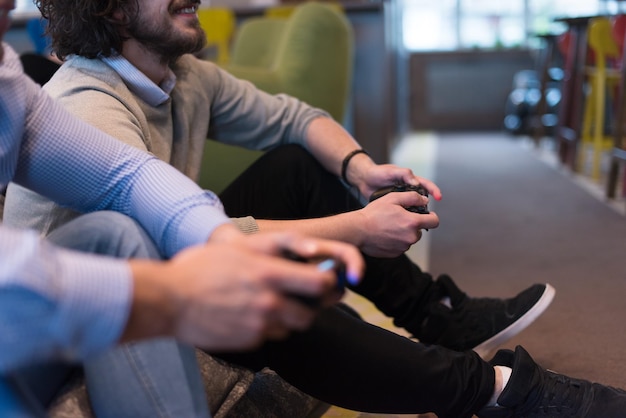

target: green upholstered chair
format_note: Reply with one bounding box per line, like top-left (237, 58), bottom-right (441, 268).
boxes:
top-left (226, 2), bottom-right (353, 123)
top-left (198, 2), bottom-right (354, 195)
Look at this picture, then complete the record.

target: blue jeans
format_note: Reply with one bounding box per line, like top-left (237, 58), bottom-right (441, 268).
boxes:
top-left (0, 211), bottom-right (211, 418)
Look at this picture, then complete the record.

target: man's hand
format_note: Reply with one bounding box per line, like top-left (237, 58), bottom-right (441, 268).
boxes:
top-left (357, 191), bottom-right (440, 257)
top-left (304, 118), bottom-right (442, 201)
top-left (123, 232), bottom-right (363, 351)
top-left (351, 162), bottom-right (443, 203)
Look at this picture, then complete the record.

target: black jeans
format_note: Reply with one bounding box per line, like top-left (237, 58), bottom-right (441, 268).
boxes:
top-left (220, 144), bottom-right (439, 332)
top-left (216, 145), bottom-right (495, 417)
top-left (217, 305), bottom-right (493, 417)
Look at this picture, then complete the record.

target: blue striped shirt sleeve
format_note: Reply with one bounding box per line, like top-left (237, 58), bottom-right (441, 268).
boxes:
top-left (0, 43), bottom-right (232, 371)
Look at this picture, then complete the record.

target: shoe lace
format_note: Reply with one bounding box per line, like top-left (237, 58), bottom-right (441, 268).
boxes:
top-left (521, 371), bottom-right (585, 417)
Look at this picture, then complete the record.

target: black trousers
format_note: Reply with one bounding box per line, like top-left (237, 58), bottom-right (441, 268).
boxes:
top-left (216, 145), bottom-right (494, 417)
top-left (220, 144), bottom-right (438, 333)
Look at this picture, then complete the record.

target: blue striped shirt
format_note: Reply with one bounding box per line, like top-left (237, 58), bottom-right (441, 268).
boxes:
top-left (0, 43), bottom-right (231, 371)
top-left (101, 54), bottom-right (175, 106)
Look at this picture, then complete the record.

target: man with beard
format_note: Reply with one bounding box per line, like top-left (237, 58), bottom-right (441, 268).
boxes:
top-left (8, 0), bottom-right (555, 358)
top-left (7, 1), bottom-right (609, 417)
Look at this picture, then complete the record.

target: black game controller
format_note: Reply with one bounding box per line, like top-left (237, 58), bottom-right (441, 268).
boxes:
top-left (369, 183), bottom-right (430, 215)
top-left (282, 251), bottom-right (348, 308)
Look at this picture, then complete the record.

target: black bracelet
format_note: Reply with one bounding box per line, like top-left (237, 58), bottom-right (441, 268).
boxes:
top-left (341, 149), bottom-right (369, 186)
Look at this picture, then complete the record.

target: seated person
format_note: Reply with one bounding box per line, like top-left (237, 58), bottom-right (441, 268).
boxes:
top-left (0, 17), bottom-right (360, 415)
top-left (1, 12), bottom-right (625, 417)
top-left (6, 0), bottom-right (555, 360)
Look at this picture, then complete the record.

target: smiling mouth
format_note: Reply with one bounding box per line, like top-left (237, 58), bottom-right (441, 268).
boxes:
top-left (173, 3), bottom-right (199, 15)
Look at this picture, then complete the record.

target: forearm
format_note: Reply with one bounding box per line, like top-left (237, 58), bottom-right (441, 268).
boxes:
top-left (305, 117), bottom-right (363, 173)
top-left (256, 212), bottom-right (366, 248)
top-left (305, 117), bottom-right (376, 188)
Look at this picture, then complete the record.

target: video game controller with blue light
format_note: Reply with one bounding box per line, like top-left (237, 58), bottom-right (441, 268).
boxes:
top-left (282, 251), bottom-right (347, 308)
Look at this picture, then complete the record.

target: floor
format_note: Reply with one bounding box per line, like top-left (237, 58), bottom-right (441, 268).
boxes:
top-left (319, 131), bottom-right (626, 418)
top-left (522, 136), bottom-right (626, 217)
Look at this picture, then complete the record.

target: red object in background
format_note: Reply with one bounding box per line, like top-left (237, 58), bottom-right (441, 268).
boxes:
top-left (612, 14), bottom-right (626, 60)
top-left (557, 30), bottom-right (571, 61)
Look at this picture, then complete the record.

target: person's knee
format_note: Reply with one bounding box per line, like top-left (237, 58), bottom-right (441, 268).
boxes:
top-left (85, 340), bottom-right (209, 418)
top-left (47, 211), bottom-right (161, 260)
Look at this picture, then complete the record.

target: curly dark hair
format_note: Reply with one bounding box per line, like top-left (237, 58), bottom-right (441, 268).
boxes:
top-left (35, 0), bottom-right (139, 60)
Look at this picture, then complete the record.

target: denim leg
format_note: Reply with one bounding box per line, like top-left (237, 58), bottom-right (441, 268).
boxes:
top-left (46, 210), bottom-right (162, 260)
top-left (85, 340), bottom-right (208, 418)
top-left (0, 211), bottom-right (143, 416)
top-left (1, 212), bottom-right (210, 418)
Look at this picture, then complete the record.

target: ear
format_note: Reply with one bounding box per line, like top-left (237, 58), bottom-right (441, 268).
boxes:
top-left (108, 8), bottom-right (129, 37)
top-left (111, 9), bottom-right (126, 24)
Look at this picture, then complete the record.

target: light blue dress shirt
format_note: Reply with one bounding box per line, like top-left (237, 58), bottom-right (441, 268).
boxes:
top-left (0, 43), bottom-right (231, 372)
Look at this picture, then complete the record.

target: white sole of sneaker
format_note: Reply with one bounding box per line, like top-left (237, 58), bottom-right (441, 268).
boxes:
top-left (473, 283), bottom-right (556, 359)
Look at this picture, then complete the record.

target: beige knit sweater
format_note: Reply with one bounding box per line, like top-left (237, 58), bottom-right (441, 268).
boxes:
top-left (5, 53), bottom-right (327, 236)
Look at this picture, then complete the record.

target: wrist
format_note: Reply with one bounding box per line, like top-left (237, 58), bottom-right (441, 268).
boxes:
top-left (121, 260), bottom-right (179, 343)
top-left (339, 210), bottom-right (368, 248)
top-left (341, 149), bottom-right (369, 187)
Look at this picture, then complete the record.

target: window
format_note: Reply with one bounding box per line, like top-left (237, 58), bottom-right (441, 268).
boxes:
top-left (12, 0), bottom-right (39, 14)
top-left (10, 0), bottom-right (41, 21)
top-left (402, 0), bottom-right (612, 51)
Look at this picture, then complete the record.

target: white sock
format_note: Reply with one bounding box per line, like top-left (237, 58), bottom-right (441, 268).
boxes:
top-left (489, 366), bottom-right (512, 406)
top-left (439, 296), bottom-right (452, 308)
top-left (498, 365), bottom-right (512, 388)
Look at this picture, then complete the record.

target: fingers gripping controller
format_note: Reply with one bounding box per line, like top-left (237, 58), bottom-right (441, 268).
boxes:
top-left (283, 252), bottom-right (348, 308)
top-left (369, 183), bottom-right (430, 215)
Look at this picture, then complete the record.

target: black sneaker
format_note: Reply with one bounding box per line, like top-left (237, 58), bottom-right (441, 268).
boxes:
top-left (416, 275), bottom-right (555, 358)
top-left (478, 345), bottom-right (626, 417)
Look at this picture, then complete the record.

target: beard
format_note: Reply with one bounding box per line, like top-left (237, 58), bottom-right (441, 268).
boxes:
top-left (126, 9), bottom-right (206, 64)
